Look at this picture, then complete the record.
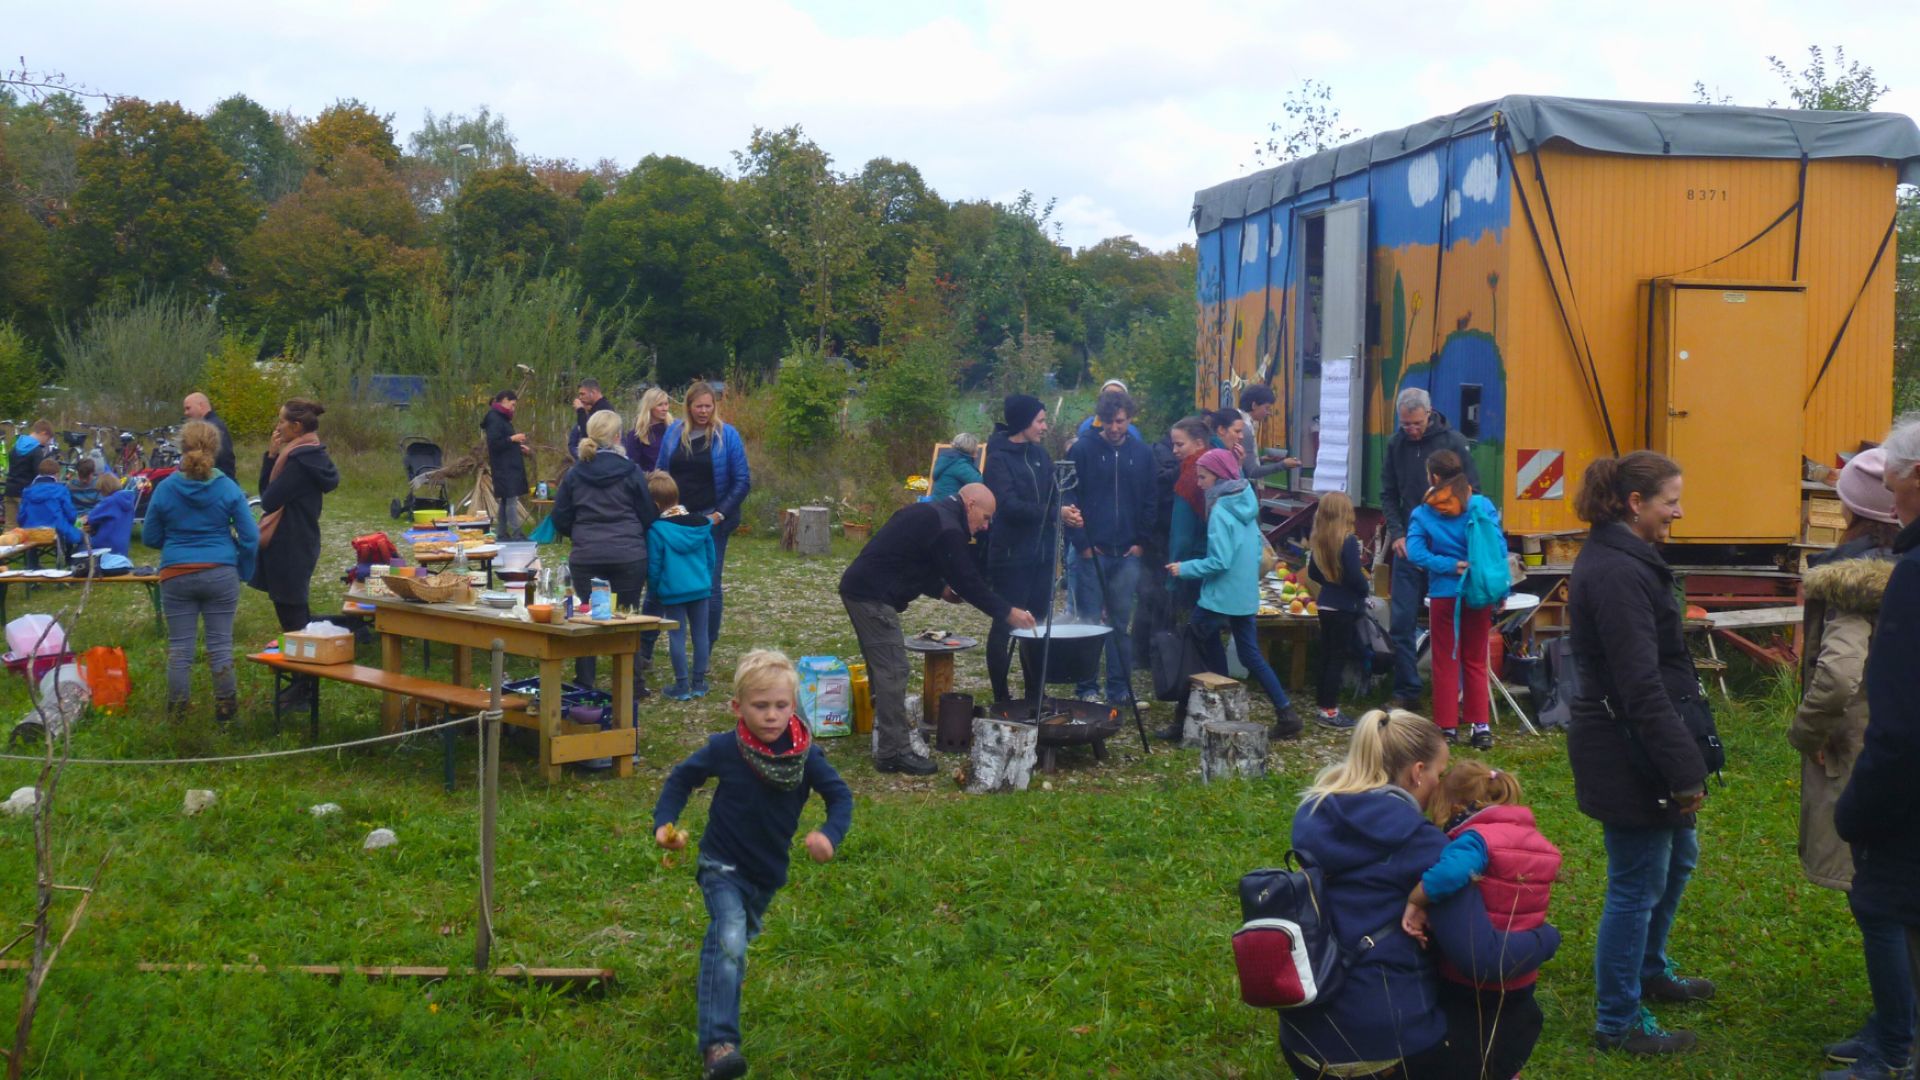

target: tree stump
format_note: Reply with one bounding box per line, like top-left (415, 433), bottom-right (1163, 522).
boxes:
top-left (1183, 673), bottom-right (1248, 748)
top-left (779, 509), bottom-right (799, 550)
top-left (965, 718), bottom-right (1038, 794)
top-left (794, 506), bottom-right (831, 556)
top-left (1200, 721), bottom-right (1269, 783)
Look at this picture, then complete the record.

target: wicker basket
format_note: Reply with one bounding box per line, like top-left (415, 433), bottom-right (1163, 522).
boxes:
top-left (384, 573), bottom-right (469, 604)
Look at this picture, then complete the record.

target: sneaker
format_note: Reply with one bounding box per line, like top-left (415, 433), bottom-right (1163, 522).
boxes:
top-left (1643, 963), bottom-right (1716, 1003)
top-left (1156, 714), bottom-right (1187, 742)
top-left (1825, 1035), bottom-right (1869, 1065)
top-left (1470, 724), bottom-right (1493, 750)
top-left (1823, 1063), bottom-right (1907, 1080)
top-left (1593, 1008), bottom-right (1697, 1055)
top-left (1076, 689), bottom-right (1103, 703)
top-left (663, 683), bottom-right (693, 701)
top-left (1441, 725), bottom-right (1459, 746)
top-left (1269, 706), bottom-right (1303, 741)
top-left (691, 681), bottom-right (710, 699)
top-left (702, 1042), bottom-right (748, 1080)
top-left (875, 752), bottom-right (938, 776)
top-left (1315, 708), bottom-right (1357, 730)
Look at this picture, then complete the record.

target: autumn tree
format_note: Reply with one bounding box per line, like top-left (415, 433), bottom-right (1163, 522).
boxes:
top-left (302, 98), bottom-right (400, 175)
top-left (577, 154), bottom-right (782, 385)
top-left (448, 164), bottom-right (578, 276)
top-left (61, 97), bottom-right (253, 306)
top-left (866, 243), bottom-right (961, 468)
top-left (404, 105), bottom-right (517, 214)
top-left (228, 146), bottom-right (436, 342)
top-left (733, 125), bottom-right (877, 352)
top-left (0, 91), bottom-right (89, 225)
top-left (204, 93), bottom-right (306, 202)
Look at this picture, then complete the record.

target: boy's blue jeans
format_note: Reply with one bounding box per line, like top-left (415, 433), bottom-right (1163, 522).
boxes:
top-left (1594, 823), bottom-right (1699, 1033)
top-left (664, 600), bottom-right (712, 690)
top-left (696, 856), bottom-right (774, 1053)
top-left (1388, 554), bottom-right (1428, 700)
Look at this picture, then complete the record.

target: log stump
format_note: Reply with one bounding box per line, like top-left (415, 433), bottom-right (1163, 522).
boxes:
top-left (1200, 721), bottom-right (1269, 783)
top-left (794, 506), bottom-right (831, 556)
top-left (965, 718), bottom-right (1038, 794)
top-left (1183, 672), bottom-right (1248, 748)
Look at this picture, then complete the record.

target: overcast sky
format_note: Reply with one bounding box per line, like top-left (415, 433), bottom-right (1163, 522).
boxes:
top-left (14, 0), bottom-right (1920, 251)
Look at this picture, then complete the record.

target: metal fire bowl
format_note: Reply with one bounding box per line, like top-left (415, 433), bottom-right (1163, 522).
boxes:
top-left (984, 697), bottom-right (1124, 746)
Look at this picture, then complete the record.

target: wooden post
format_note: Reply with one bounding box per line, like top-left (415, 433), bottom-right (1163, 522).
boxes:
top-left (1200, 720), bottom-right (1269, 783)
top-left (922, 651), bottom-right (955, 705)
top-left (794, 506), bottom-right (831, 556)
top-left (965, 717), bottom-right (1038, 794)
top-left (1183, 673), bottom-right (1247, 748)
top-left (476, 640), bottom-right (503, 973)
top-left (779, 509), bottom-right (799, 551)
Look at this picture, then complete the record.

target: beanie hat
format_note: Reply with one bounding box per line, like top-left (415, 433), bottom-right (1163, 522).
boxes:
top-left (1100, 379), bottom-right (1129, 394)
top-left (1196, 448), bottom-right (1242, 481)
top-left (1837, 448), bottom-right (1898, 525)
top-left (1003, 394), bottom-right (1044, 433)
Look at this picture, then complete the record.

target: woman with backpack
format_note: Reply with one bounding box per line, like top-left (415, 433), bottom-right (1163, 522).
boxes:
top-left (1279, 709), bottom-right (1561, 1078)
top-left (1405, 449), bottom-right (1502, 749)
top-left (1567, 450), bottom-right (1718, 1057)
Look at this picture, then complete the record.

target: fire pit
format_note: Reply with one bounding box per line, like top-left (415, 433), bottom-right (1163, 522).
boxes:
top-left (984, 696), bottom-right (1124, 772)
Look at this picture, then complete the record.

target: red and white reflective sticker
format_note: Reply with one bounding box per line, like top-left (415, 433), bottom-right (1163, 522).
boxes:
top-left (1515, 449), bottom-right (1565, 500)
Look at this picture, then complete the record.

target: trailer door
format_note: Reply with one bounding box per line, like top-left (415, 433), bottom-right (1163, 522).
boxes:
top-left (1650, 279), bottom-right (1806, 543)
top-left (1304, 199), bottom-right (1368, 497)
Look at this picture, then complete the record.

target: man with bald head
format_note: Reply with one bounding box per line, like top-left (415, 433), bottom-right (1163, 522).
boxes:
top-left (839, 483), bottom-right (1035, 776)
top-left (183, 392), bottom-right (236, 478)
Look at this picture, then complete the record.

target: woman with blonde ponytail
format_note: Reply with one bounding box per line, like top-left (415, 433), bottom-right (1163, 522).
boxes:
top-left (142, 420), bottom-right (258, 726)
top-left (1279, 708), bottom-right (1561, 1078)
top-left (551, 408), bottom-right (658, 706)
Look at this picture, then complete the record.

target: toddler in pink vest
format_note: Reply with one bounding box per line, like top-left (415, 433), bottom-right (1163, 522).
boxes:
top-left (1403, 760), bottom-right (1562, 1079)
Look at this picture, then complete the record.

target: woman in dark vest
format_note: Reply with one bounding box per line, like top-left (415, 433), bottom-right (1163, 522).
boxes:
top-left (251, 398), bottom-right (340, 708)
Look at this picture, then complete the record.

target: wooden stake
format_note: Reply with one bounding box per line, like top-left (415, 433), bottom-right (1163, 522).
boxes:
top-left (476, 641), bottom-right (503, 972)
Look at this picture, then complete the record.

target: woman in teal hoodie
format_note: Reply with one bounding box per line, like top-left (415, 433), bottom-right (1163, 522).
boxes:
top-left (647, 472), bottom-right (717, 700)
top-left (929, 433), bottom-right (984, 501)
top-left (1168, 448), bottom-right (1297, 739)
top-left (141, 421), bottom-right (259, 724)
top-left (1406, 449), bottom-right (1501, 748)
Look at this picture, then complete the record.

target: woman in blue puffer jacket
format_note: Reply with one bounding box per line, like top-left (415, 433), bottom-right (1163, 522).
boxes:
top-left (661, 381), bottom-right (751, 651)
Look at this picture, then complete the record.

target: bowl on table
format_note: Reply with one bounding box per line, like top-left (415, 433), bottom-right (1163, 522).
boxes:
top-left (525, 603), bottom-right (554, 624)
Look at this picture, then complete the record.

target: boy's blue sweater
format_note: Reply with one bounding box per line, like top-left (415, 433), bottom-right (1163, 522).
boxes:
top-left (651, 729), bottom-right (853, 891)
top-left (648, 514), bottom-right (715, 606)
top-left (1407, 493), bottom-right (1499, 601)
top-left (140, 472), bottom-right (259, 582)
top-left (86, 487), bottom-right (138, 557)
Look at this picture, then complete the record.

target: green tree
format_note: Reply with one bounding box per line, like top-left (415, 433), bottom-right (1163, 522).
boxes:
top-left (734, 125), bottom-right (878, 352)
top-left (576, 154), bottom-right (781, 385)
top-left (56, 292), bottom-right (223, 428)
top-left (61, 97), bottom-right (253, 306)
top-left (1768, 46), bottom-right (1887, 110)
top-left (1072, 237), bottom-right (1192, 368)
top-left (0, 320), bottom-right (45, 418)
top-left (448, 165), bottom-right (577, 276)
top-left (404, 105), bottom-right (517, 214)
top-left (0, 90), bottom-right (88, 225)
top-left (968, 192), bottom-right (1073, 345)
top-left (301, 99), bottom-right (400, 175)
top-left (866, 244), bottom-right (960, 470)
top-left (0, 130), bottom-right (53, 340)
top-left (769, 337), bottom-right (850, 450)
top-left (1094, 289), bottom-right (1199, 430)
top-left (204, 93), bottom-right (307, 202)
top-left (1251, 79), bottom-right (1359, 168)
top-left (228, 147), bottom-right (437, 342)
top-left (1896, 188), bottom-right (1920, 410)
top-left (855, 157), bottom-right (947, 291)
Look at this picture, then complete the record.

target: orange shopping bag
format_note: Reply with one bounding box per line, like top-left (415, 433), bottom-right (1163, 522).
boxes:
top-left (78, 646), bottom-right (131, 714)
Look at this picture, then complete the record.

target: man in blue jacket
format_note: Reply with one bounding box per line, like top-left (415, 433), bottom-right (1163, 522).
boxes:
top-left (1066, 389), bottom-right (1155, 703)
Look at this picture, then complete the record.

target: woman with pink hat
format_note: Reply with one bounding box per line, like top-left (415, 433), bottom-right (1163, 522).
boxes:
top-left (1166, 447), bottom-right (1299, 739)
top-left (1792, 448), bottom-right (1913, 1079)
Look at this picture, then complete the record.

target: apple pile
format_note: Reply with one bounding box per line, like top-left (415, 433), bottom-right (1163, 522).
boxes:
top-left (1268, 570), bottom-right (1318, 617)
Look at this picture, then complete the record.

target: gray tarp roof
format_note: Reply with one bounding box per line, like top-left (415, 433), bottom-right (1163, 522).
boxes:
top-left (1193, 94), bottom-right (1920, 233)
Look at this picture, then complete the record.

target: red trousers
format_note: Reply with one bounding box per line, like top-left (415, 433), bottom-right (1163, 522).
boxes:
top-left (1429, 598), bottom-right (1491, 730)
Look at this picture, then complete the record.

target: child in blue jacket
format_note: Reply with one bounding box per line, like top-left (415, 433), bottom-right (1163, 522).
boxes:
top-left (18, 458), bottom-right (83, 552)
top-left (648, 472), bottom-right (717, 699)
top-left (81, 475), bottom-right (139, 557)
top-left (653, 649), bottom-right (852, 1080)
top-left (1406, 449), bottom-right (1502, 748)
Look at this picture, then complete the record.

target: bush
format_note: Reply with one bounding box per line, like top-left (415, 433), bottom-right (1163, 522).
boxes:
top-left (863, 337), bottom-right (956, 474)
top-left (204, 334), bottom-right (290, 441)
top-left (768, 339), bottom-right (849, 451)
top-left (1093, 295), bottom-right (1197, 434)
top-left (56, 292), bottom-right (223, 429)
top-left (0, 321), bottom-right (45, 420)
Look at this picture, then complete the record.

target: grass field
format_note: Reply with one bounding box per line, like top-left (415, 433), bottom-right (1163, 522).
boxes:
top-left (0, 450), bottom-right (1870, 1077)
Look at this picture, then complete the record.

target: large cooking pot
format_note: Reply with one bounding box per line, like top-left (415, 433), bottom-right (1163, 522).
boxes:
top-left (1010, 623), bottom-right (1110, 686)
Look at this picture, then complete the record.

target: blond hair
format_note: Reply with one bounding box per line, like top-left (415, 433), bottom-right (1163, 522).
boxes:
top-left (576, 410), bottom-right (625, 461)
top-left (1427, 758), bottom-right (1526, 826)
top-left (1310, 491), bottom-right (1356, 586)
top-left (732, 649), bottom-right (797, 700)
top-left (1300, 709), bottom-right (1447, 811)
top-left (635, 387), bottom-right (671, 444)
top-left (179, 420), bottom-right (221, 482)
top-left (95, 473), bottom-right (123, 496)
top-left (678, 381), bottom-right (720, 453)
top-left (647, 470), bottom-right (679, 510)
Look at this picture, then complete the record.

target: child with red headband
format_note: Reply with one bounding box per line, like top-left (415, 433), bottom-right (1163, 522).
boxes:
top-left (654, 649), bottom-right (854, 1080)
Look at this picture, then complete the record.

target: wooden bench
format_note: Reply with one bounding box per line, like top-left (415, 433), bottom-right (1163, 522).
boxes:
top-left (247, 653), bottom-right (529, 790)
top-left (0, 573), bottom-right (161, 631)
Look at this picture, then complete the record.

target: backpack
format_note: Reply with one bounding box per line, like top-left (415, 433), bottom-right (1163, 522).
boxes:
top-left (1534, 636), bottom-right (1579, 731)
top-left (1459, 497), bottom-right (1511, 612)
top-left (1232, 851), bottom-right (1398, 1010)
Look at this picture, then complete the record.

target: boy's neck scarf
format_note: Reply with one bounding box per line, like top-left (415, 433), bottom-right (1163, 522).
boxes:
top-left (736, 716), bottom-right (811, 791)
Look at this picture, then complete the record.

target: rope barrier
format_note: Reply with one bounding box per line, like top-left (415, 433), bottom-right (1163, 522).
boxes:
top-left (0, 712), bottom-right (480, 767)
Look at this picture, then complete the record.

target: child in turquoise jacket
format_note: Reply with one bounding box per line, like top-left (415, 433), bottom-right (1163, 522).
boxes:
top-left (647, 472), bottom-right (717, 699)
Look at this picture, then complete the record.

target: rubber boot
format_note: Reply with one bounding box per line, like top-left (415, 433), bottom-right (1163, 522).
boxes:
top-left (215, 698), bottom-right (238, 726)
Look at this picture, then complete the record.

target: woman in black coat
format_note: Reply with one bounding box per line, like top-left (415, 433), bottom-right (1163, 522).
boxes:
top-left (980, 394), bottom-right (1082, 704)
top-left (251, 398), bottom-right (340, 706)
top-left (482, 389), bottom-right (531, 540)
top-left (1566, 450), bottom-right (1717, 1057)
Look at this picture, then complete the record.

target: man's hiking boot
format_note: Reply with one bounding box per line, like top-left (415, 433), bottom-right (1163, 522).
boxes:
top-left (1643, 964), bottom-right (1716, 1003)
top-left (702, 1042), bottom-right (748, 1080)
top-left (1269, 706), bottom-right (1302, 741)
top-left (875, 752), bottom-right (937, 776)
top-left (1593, 1009), bottom-right (1697, 1055)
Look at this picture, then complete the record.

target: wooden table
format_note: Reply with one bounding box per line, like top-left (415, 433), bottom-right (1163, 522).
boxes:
top-left (1253, 613), bottom-right (1317, 686)
top-left (359, 595), bottom-right (675, 782)
top-left (904, 634), bottom-right (979, 705)
top-left (0, 571), bottom-right (161, 631)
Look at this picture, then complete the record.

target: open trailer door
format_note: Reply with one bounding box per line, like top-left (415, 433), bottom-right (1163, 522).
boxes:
top-left (1304, 198), bottom-right (1369, 498)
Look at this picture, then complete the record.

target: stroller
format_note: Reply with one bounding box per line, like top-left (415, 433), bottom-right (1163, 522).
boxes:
top-left (389, 435), bottom-right (450, 520)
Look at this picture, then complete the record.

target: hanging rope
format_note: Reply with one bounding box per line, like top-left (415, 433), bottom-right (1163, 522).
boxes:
top-left (0, 713), bottom-right (479, 766)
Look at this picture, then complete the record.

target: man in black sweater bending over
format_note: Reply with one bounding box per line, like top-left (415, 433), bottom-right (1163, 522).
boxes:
top-left (839, 483), bottom-right (1036, 776)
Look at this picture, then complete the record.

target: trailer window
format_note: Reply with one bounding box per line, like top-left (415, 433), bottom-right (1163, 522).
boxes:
top-left (1460, 383), bottom-right (1482, 439)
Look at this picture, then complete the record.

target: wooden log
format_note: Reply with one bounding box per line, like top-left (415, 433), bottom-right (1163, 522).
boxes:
top-left (965, 717), bottom-right (1038, 794)
top-left (779, 508), bottom-right (799, 551)
top-left (795, 506), bottom-right (831, 556)
top-left (1183, 675), bottom-right (1248, 748)
top-left (1200, 720), bottom-right (1269, 783)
